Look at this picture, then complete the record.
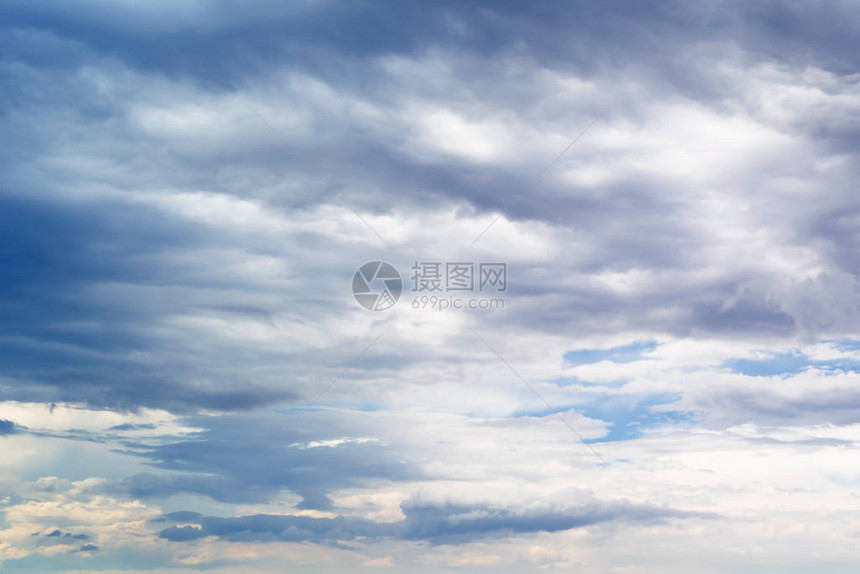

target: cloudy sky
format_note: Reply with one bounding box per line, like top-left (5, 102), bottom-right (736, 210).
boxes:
top-left (1, 1), bottom-right (860, 572)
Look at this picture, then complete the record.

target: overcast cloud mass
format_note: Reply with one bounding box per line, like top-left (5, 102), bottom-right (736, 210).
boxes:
top-left (1, 1), bottom-right (860, 572)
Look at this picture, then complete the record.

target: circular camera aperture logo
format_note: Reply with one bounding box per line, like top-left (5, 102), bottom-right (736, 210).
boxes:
top-left (352, 261), bottom-right (402, 311)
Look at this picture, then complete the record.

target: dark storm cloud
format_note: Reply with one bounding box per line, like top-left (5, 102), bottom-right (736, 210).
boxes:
top-left (0, 181), bottom-right (406, 414)
top-left (156, 498), bottom-right (711, 545)
top-left (0, 0), bottom-right (858, 414)
top-left (738, 0), bottom-right (860, 75)
top-left (0, 192), bottom-right (298, 411)
top-left (485, 277), bottom-right (801, 344)
top-left (164, 511), bottom-right (203, 522)
top-left (160, 513), bottom-right (395, 544)
top-left (691, 384), bottom-right (860, 430)
top-left (1, 0), bottom-right (452, 86)
top-left (31, 529), bottom-right (95, 555)
top-left (158, 525), bottom-right (207, 542)
top-left (1, 2), bottom-right (859, 569)
top-left (810, 204), bottom-right (860, 277)
top-left (397, 499), bottom-right (713, 544)
top-left (110, 412), bottom-right (419, 510)
top-left (5, 1), bottom-right (857, 84)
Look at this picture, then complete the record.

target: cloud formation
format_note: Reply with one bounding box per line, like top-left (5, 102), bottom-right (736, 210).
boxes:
top-left (1, 0), bottom-right (860, 572)
top-left (155, 498), bottom-right (709, 545)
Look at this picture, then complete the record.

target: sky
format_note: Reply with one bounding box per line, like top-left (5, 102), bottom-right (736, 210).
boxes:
top-left (1, 1), bottom-right (860, 572)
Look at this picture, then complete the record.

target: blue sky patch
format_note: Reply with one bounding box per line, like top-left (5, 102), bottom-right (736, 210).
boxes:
top-left (523, 393), bottom-right (691, 443)
top-left (722, 352), bottom-right (809, 376)
top-left (564, 341), bottom-right (659, 367)
top-left (578, 393), bottom-right (691, 443)
top-left (723, 347), bottom-right (860, 376)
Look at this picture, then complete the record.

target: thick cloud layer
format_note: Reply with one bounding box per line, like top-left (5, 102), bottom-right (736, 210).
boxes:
top-left (155, 499), bottom-right (709, 545)
top-left (1, 1), bottom-right (860, 572)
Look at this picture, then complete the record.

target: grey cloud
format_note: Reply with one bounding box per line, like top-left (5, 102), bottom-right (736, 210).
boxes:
top-left (692, 385), bottom-right (860, 430)
top-left (34, 529), bottom-right (93, 551)
top-left (157, 498), bottom-right (712, 545)
top-left (65, 533), bottom-right (90, 540)
top-left (109, 412), bottom-right (420, 510)
top-left (0, 193), bottom-right (303, 412)
top-left (0, 0), bottom-right (857, 508)
top-left (0, 418), bottom-right (15, 434)
top-left (158, 525), bottom-right (206, 542)
top-left (164, 511), bottom-right (203, 522)
top-left (398, 499), bottom-right (714, 544)
top-left (2, 2), bottom-right (859, 569)
top-left (0, 0), bottom-right (858, 422)
top-left (4, 1), bottom-right (857, 86)
top-left (108, 423), bottom-right (157, 431)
